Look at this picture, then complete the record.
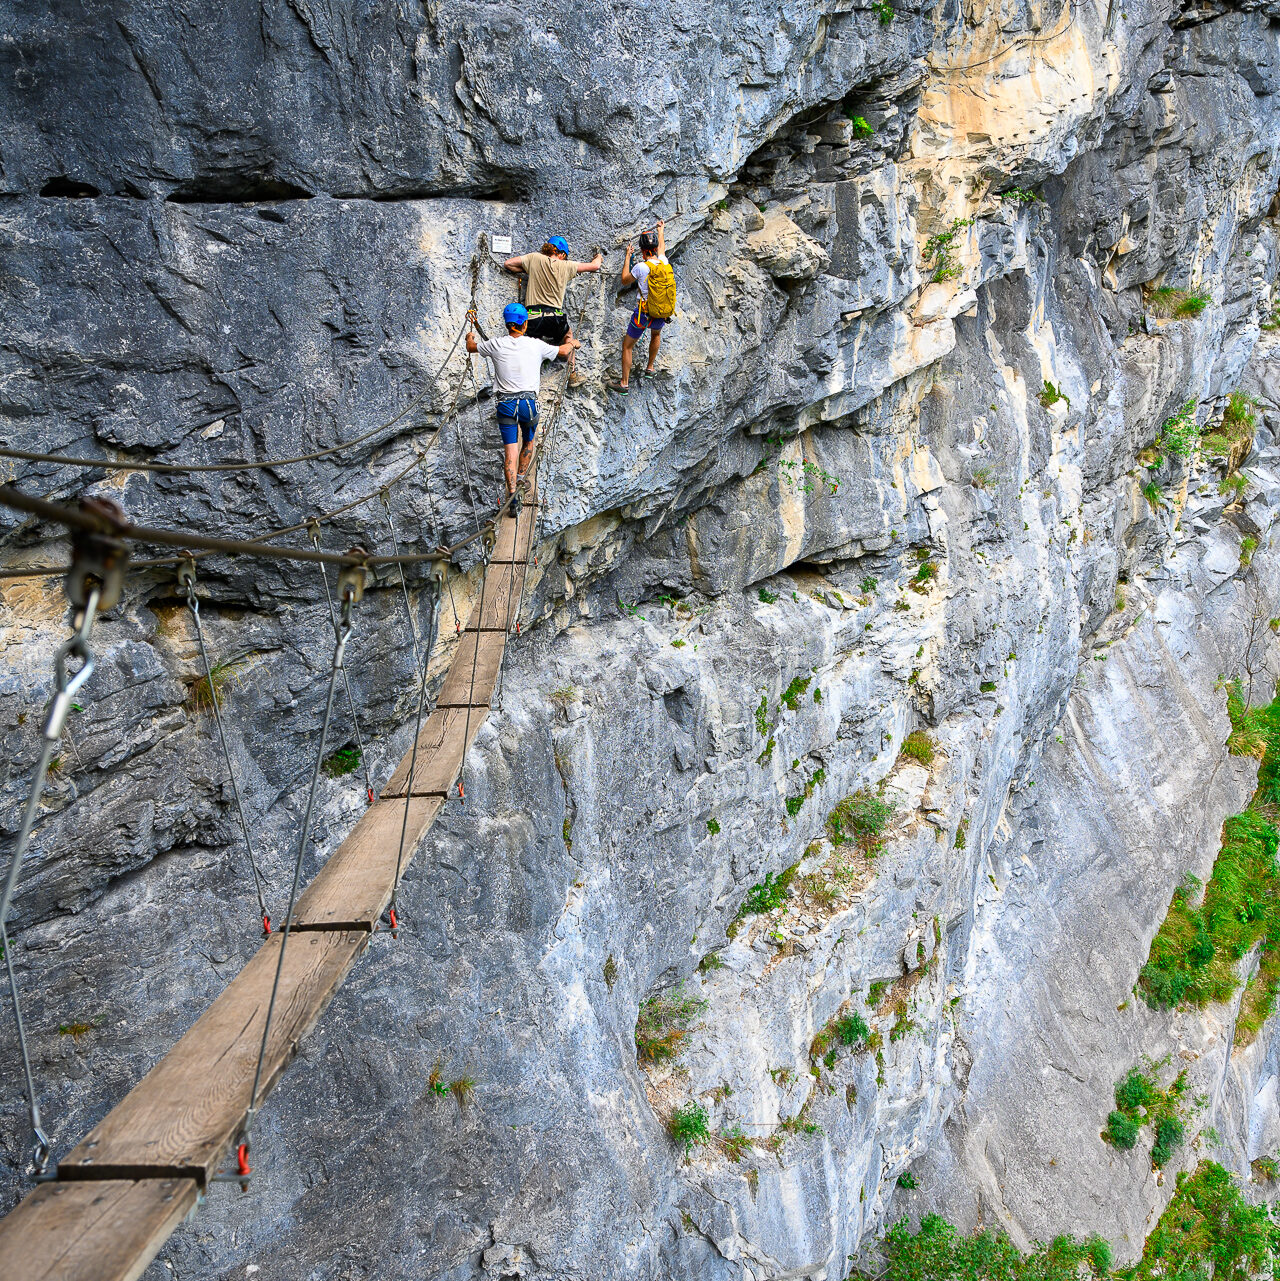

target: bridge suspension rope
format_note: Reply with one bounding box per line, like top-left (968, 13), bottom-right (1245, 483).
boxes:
top-left (237, 563), bottom-right (363, 1188)
top-left (179, 557), bottom-right (275, 935)
top-left (0, 500), bottom-right (129, 1176)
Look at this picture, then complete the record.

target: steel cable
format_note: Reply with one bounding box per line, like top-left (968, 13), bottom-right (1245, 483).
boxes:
top-left (308, 524), bottom-right (375, 806)
top-left (180, 561), bottom-right (273, 934)
top-left (0, 586), bottom-right (102, 1176)
top-left (238, 577), bottom-right (356, 1183)
top-left (0, 322), bottom-right (471, 478)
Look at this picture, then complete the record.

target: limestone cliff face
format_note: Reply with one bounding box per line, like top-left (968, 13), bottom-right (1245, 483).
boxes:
top-left (3, 1), bottom-right (1280, 1277)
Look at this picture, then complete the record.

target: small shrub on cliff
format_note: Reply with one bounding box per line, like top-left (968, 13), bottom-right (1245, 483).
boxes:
top-left (759, 586), bottom-right (779, 604)
top-left (828, 790), bottom-right (897, 853)
top-left (321, 744), bottom-right (362, 779)
top-left (850, 114), bottom-right (874, 137)
top-left (1202, 391), bottom-right (1258, 460)
top-left (872, 0), bottom-right (894, 22)
top-left (720, 1126), bottom-right (754, 1162)
top-left (1039, 379), bottom-right (1070, 410)
top-left (781, 675), bottom-right (812, 710)
top-left (1106, 1110), bottom-right (1140, 1149)
top-left (924, 218), bottom-right (973, 283)
top-left (636, 987), bottom-right (708, 1063)
top-left (1148, 285), bottom-right (1211, 319)
top-left (899, 730), bottom-right (935, 767)
top-left (738, 864), bottom-right (799, 917)
top-left (669, 1102), bottom-right (710, 1157)
top-left (1153, 400), bottom-right (1200, 462)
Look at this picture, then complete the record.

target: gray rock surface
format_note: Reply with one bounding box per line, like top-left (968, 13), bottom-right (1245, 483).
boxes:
top-left (2, 0), bottom-right (1280, 1277)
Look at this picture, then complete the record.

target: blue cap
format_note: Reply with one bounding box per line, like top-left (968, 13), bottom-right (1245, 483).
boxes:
top-left (547, 235), bottom-right (570, 256)
top-left (503, 302), bottom-right (529, 327)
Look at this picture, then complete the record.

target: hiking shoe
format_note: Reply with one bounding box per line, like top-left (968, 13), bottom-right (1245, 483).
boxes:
top-left (507, 492), bottom-right (521, 517)
top-left (568, 371), bottom-right (587, 388)
top-left (606, 380), bottom-right (630, 395)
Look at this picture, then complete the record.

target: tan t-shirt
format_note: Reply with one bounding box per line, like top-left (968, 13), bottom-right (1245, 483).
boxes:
top-left (521, 252), bottom-right (577, 310)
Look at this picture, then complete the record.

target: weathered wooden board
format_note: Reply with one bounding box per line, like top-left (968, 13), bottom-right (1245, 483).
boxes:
top-left (436, 631), bottom-right (506, 708)
top-left (464, 559), bottom-right (527, 632)
top-left (293, 796), bottom-right (442, 930)
top-left (491, 506), bottom-right (537, 564)
top-left (0, 1178), bottom-right (198, 1281)
top-left (380, 706), bottom-right (486, 798)
top-left (58, 931), bottom-right (367, 1183)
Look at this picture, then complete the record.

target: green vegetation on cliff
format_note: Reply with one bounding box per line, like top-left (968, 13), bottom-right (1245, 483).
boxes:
top-left (1138, 688), bottom-right (1280, 1043)
top-left (864, 1162), bottom-right (1276, 1281)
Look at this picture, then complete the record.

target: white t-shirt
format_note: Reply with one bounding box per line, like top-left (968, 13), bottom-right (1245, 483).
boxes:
top-left (476, 333), bottom-right (559, 396)
top-left (631, 254), bottom-right (669, 300)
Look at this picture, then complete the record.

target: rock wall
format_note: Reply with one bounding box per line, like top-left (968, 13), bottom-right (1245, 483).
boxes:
top-left (3, 0), bottom-right (1280, 1277)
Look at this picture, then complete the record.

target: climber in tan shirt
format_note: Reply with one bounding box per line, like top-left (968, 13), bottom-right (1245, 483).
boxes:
top-left (503, 235), bottom-right (602, 386)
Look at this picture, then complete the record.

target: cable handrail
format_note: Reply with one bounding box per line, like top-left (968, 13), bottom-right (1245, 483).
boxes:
top-left (0, 321), bottom-right (471, 477)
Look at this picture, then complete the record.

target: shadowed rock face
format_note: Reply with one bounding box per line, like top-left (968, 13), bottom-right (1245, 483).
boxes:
top-left (3, 1), bottom-right (1280, 1278)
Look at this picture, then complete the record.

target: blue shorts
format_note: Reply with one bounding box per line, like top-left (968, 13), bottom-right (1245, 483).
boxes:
top-left (627, 305), bottom-right (668, 339)
top-left (496, 396), bottom-right (538, 447)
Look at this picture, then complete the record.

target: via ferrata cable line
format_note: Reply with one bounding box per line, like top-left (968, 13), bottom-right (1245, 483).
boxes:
top-left (178, 558), bottom-right (274, 935)
top-left (0, 318), bottom-right (473, 479)
top-left (308, 522), bottom-right (375, 806)
top-left (234, 561), bottom-right (363, 1189)
top-left (0, 327), bottom-right (475, 583)
top-left (0, 499), bottom-right (129, 1177)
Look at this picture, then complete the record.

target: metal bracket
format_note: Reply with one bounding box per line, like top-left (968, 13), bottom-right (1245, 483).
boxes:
top-left (66, 496), bottom-right (129, 611)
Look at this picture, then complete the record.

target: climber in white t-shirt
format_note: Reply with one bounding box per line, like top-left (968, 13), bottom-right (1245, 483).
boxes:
top-left (467, 303), bottom-right (579, 511)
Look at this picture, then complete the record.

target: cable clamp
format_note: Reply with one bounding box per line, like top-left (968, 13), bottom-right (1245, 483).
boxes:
top-left (66, 496), bottom-right (129, 612)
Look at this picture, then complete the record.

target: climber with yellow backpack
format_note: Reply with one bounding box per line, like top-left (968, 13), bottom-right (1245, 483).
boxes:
top-left (608, 220), bottom-right (676, 395)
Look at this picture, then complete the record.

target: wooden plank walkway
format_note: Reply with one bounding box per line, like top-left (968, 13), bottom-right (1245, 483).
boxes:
top-left (0, 1179), bottom-right (198, 1281)
top-left (0, 395), bottom-right (554, 1277)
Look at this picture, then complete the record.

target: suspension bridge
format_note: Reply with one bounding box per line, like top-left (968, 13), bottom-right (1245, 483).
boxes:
top-left (0, 297), bottom-right (567, 1278)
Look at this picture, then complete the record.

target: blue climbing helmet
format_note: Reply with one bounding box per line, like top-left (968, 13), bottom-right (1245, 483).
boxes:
top-left (503, 302), bottom-right (529, 328)
top-left (547, 235), bottom-right (570, 256)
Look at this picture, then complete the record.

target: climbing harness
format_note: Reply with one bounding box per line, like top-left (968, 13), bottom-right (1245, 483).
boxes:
top-left (234, 560), bottom-right (363, 1190)
top-left (386, 566), bottom-right (446, 938)
top-left (178, 558), bottom-right (273, 935)
top-left (1, 500), bottom-right (128, 1176)
top-left (308, 523), bottom-right (375, 806)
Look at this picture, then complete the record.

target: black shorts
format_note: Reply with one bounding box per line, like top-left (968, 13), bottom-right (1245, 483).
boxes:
top-left (525, 309), bottom-right (569, 345)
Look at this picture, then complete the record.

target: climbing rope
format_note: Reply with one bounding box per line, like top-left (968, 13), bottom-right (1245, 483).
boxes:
top-left (380, 489), bottom-right (422, 673)
top-left (308, 523), bottom-right (375, 806)
top-left (236, 562), bottom-right (363, 1188)
top-left (1, 500), bottom-right (129, 1176)
top-left (178, 558), bottom-right (273, 935)
top-left (0, 320), bottom-right (472, 478)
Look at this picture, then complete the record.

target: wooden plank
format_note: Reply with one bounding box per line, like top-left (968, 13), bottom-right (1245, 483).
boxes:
top-left (293, 796), bottom-right (442, 931)
top-left (0, 1178), bottom-right (198, 1281)
top-left (491, 505), bottom-right (537, 564)
top-left (58, 931), bottom-right (367, 1184)
top-left (436, 631), bottom-right (506, 708)
top-left (381, 706), bottom-right (486, 799)
top-left (465, 559), bottom-right (527, 632)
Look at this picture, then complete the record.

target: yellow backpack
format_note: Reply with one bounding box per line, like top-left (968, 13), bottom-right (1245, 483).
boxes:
top-left (645, 260), bottom-right (677, 319)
